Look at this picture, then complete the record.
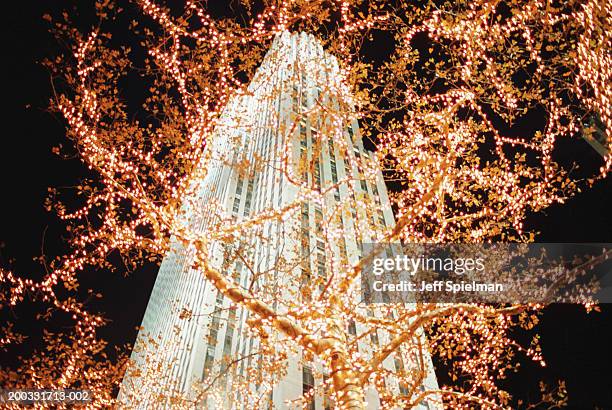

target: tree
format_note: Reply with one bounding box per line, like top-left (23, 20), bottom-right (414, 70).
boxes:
top-left (1, 0), bottom-right (609, 408)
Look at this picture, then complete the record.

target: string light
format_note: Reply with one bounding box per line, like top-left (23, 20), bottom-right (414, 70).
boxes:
top-left (1, 1), bottom-right (608, 409)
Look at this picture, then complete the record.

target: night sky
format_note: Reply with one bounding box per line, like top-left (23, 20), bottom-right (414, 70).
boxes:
top-left (1, 1), bottom-right (611, 408)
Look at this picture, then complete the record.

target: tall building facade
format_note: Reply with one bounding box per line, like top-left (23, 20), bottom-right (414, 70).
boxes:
top-left (119, 31), bottom-right (439, 409)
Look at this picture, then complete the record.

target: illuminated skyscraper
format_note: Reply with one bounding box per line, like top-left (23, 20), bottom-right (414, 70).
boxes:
top-left (119, 31), bottom-right (439, 409)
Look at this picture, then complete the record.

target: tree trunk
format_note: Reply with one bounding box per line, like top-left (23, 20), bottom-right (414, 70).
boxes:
top-left (326, 319), bottom-right (366, 410)
top-left (330, 356), bottom-right (366, 410)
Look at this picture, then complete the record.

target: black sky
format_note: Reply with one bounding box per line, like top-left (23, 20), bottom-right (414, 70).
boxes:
top-left (1, 1), bottom-right (611, 408)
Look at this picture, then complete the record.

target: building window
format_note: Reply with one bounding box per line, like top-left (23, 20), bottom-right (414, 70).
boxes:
top-left (330, 161), bottom-right (337, 184)
top-left (293, 85), bottom-right (300, 109)
top-left (302, 365), bottom-right (315, 410)
top-left (202, 349), bottom-right (215, 380)
top-left (360, 179), bottom-right (367, 192)
top-left (348, 319), bottom-right (357, 336)
top-left (300, 122), bottom-right (308, 146)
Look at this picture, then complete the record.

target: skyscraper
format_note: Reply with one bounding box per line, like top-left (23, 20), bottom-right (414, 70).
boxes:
top-left (119, 31), bottom-right (439, 409)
